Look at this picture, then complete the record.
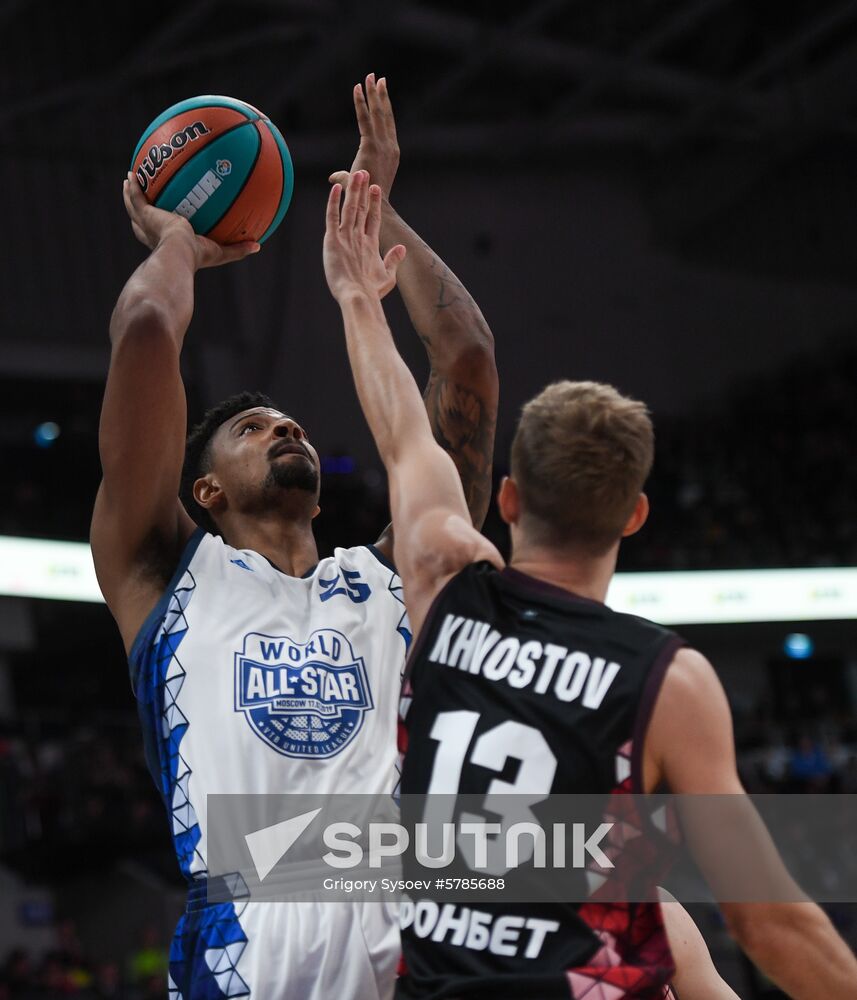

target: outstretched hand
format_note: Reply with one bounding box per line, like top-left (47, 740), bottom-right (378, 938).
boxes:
top-left (329, 73), bottom-right (399, 200)
top-left (122, 173), bottom-right (259, 269)
top-left (324, 170), bottom-right (406, 304)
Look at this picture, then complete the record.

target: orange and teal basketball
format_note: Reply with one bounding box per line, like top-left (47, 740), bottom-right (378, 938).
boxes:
top-left (130, 95), bottom-right (293, 245)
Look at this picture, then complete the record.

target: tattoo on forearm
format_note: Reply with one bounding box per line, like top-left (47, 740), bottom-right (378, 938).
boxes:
top-left (400, 238), bottom-right (496, 527)
top-left (425, 375), bottom-right (496, 528)
top-left (431, 256), bottom-right (465, 312)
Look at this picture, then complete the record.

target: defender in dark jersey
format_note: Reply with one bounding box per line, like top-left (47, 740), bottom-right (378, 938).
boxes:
top-left (323, 171), bottom-right (857, 1000)
top-left (397, 562), bottom-right (681, 997)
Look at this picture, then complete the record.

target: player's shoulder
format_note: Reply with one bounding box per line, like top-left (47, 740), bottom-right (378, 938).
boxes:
top-left (497, 567), bottom-right (679, 638)
top-left (441, 558), bottom-right (500, 583)
top-left (329, 542), bottom-right (400, 577)
top-left (590, 596), bottom-right (685, 658)
top-left (185, 528), bottom-right (231, 561)
top-left (186, 530), bottom-right (266, 576)
top-left (422, 558), bottom-right (505, 605)
top-left (163, 523), bottom-right (211, 573)
top-left (656, 646), bottom-right (719, 699)
top-left (311, 545), bottom-right (408, 622)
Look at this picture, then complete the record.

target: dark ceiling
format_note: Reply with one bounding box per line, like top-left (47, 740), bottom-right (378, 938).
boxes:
top-left (6, 0), bottom-right (857, 165)
top-left (3, 0), bottom-right (857, 457)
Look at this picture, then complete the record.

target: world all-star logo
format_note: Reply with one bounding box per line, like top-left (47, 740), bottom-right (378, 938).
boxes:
top-left (215, 159), bottom-right (232, 177)
top-left (235, 629), bottom-right (374, 758)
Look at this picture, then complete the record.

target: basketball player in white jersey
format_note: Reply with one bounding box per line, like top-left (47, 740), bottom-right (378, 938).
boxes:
top-left (91, 77), bottom-right (497, 1000)
top-left (323, 170), bottom-right (857, 998)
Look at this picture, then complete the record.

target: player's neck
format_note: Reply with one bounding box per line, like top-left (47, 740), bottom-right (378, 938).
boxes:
top-left (222, 514), bottom-right (319, 577)
top-left (508, 542), bottom-right (618, 604)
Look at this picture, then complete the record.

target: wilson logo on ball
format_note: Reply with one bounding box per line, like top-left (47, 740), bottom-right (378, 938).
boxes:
top-left (135, 121), bottom-right (211, 192)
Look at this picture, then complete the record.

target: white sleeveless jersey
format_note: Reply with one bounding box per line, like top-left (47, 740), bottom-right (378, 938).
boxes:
top-left (129, 529), bottom-right (410, 880)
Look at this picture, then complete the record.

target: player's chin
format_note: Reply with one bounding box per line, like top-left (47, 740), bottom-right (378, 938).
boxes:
top-left (266, 461), bottom-right (320, 492)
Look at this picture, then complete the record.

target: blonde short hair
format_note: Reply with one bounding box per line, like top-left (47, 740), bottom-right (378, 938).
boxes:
top-left (510, 381), bottom-right (654, 556)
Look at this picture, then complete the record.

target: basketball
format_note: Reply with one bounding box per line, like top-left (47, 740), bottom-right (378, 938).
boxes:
top-left (130, 95), bottom-right (294, 245)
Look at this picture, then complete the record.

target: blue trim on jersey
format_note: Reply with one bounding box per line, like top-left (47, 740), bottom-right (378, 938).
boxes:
top-left (256, 543), bottom-right (391, 580)
top-left (170, 902), bottom-right (249, 998)
top-left (365, 542), bottom-right (396, 573)
top-left (129, 528), bottom-right (207, 881)
top-left (368, 546), bottom-right (412, 650)
top-left (129, 527), bottom-right (207, 685)
top-left (258, 552), bottom-right (317, 579)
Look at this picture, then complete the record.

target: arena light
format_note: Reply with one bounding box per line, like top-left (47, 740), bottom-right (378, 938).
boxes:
top-left (605, 568), bottom-right (857, 625)
top-left (783, 632), bottom-right (815, 659)
top-left (0, 535), bottom-right (103, 603)
top-left (0, 534), bottom-right (856, 624)
top-left (33, 421), bottom-right (61, 448)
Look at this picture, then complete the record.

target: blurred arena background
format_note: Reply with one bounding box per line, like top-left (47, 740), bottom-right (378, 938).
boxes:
top-left (2, 0), bottom-right (857, 996)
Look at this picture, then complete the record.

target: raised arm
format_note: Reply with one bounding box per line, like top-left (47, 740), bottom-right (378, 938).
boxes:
top-left (323, 172), bottom-right (501, 634)
top-left (646, 649), bottom-right (857, 999)
top-left (331, 75), bottom-right (498, 538)
top-left (91, 175), bottom-right (258, 651)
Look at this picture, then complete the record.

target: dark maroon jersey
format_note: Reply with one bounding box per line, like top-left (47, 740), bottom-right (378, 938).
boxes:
top-left (397, 562), bottom-right (685, 1000)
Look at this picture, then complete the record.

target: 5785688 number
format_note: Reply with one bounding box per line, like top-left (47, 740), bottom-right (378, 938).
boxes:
top-left (434, 878), bottom-right (505, 891)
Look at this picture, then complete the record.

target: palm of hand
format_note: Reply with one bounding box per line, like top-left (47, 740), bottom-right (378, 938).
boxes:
top-left (324, 233), bottom-right (394, 301)
top-left (324, 174), bottom-right (403, 302)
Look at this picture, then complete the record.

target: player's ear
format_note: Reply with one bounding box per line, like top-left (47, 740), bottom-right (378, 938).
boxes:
top-left (194, 475), bottom-right (223, 512)
top-left (311, 505), bottom-right (321, 520)
top-left (497, 476), bottom-right (520, 526)
top-left (622, 493), bottom-right (649, 538)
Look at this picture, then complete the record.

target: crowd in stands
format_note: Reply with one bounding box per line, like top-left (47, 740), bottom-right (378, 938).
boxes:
top-left (0, 723), bottom-right (170, 997)
top-left (0, 920), bottom-right (166, 999)
top-left (739, 728), bottom-right (857, 794)
top-left (3, 342), bottom-right (857, 572)
top-left (0, 722), bottom-right (167, 876)
top-left (619, 342), bottom-right (857, 570)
